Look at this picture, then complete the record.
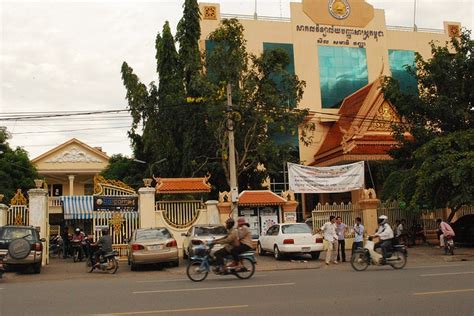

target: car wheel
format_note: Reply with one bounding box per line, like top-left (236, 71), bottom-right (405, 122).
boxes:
top-left (33, 262), bottom-right (41, 274)
top-left (170, 259), bottom-right (179, 267)
top-left (257, 242), bottom-right (266, 256)
top-left (8, 238), bottom-right (31, 260)
top-left (274, 245), bottom-right (283, 260)
top-left (130, 262), bottom-right (137, 271)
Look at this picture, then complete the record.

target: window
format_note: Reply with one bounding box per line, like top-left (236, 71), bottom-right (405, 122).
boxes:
top-left (282, 224), bottom-right (312, 234)
top-left (84, 183), bottom-right (94, 196)
top-left (318, 46), bottom-right (369, 108)
top-left (136, 228), bottom-right (171, 240)
top-left (194, 226), bottom-right (227, 236)
top-left (388, 49), bottom-right (417, 94)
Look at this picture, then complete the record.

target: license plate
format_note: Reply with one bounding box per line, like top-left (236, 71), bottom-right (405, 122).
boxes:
top-left (148, 245), bottom-right (162, 251)
top-left (302, 247), bottom-right (311, 252)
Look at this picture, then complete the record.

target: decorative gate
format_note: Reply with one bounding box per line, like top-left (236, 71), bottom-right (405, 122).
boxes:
top-left (7, 189), bottom-right (29, 226)
top-left (155, 200), bottom-right (203, 229)
top-left (92, 176), bottom-right (139, 257)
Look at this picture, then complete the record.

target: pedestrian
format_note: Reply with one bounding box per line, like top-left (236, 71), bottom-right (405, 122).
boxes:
top-left (61, 226), bottom-right (70, 259)
top-left (320, 215), bottom-right (338, 265)
top-left (352, 217), bottom-right (364, 254)
top-left (335, 216), bottom-right (347, 262)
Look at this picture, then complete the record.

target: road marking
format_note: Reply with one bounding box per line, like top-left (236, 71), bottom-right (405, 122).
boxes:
top-left (414, 288), bottom-right (474, 296)
top-left (420, 271), bottom-right (474, 277)
top-left (133, 282), bottom-right (295, 294)
top-left (91, 304), bottom-right (248, 315)
top-left (408, 264), bottom-right (466, 269)
top-left (136, 278), bottom-right (188, 283)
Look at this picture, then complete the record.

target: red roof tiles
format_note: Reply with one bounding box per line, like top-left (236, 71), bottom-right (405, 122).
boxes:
top-left (238, 190), bottom-right (286, 206)
top-left (155, 177), bottom-right (211, 193)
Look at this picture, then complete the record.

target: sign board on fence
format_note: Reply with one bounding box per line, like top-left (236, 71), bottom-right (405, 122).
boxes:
top-left (288, 161), bottom-right (364, 193)
top-left (94, 196), bottom-right (138, 212)
top-left (284, 212), bottom-right (297, 223)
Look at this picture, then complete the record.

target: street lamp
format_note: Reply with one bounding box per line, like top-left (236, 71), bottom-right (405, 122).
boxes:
top-left (133, 158), bottom-right (167, 177)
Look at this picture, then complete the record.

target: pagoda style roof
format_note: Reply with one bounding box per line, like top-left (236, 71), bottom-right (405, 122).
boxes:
top-left (238, 190), bottom-right (286, 207)
top-left (311, 77), bottom-right (408, 166)
top-left (154, 177), bottom-right (212, 194)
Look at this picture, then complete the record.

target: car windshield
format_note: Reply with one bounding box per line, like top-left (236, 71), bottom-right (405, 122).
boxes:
top-left (194, 226), bottom-right (227, 236)
top-left (0, 228), bottom-right (35, 241)
top-left (136, 228), bottom-right (171, 240)
top-left (281, 224), bottom-right (311, 234)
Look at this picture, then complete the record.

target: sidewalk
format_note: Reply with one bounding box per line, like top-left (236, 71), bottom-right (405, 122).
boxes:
top-left (3, 245), bottom-right (473, 283)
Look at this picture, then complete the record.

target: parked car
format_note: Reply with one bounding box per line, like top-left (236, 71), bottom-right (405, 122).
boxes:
top-left (258, 223), bottom-right (324, 260)
top-left (0, 225), bottom-right (45, 273)
top-left (451, 215), bottom-right (474, 245)
top-left (182, 224), bottom-right (227, 259)
top-left (127, 227), bottom-right (179, 271)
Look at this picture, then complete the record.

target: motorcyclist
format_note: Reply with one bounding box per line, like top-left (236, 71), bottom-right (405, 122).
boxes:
top-left (213, 218), bottom-right (238, 273)
top-left (71, 228), bottom-right (85, 260)
top-left (436, 218), bottom-right (455, 253)
top-left (372, 215), bottom-right (394, 264)
top-left (229, 218), bottom-right (254, 269)
top-left (91, 227), bottom-right (113, 267)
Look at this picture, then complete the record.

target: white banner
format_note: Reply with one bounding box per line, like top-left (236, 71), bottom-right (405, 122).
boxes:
top-left (288, 161), bottom-right (365, 193)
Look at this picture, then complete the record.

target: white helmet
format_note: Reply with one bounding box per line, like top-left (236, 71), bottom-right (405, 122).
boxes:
top-left (378, 215), bottom-right (388, 225)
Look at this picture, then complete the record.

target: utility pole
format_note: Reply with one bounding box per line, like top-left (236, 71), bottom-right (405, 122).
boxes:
top-left (226, 83), bottom-right (239, 219)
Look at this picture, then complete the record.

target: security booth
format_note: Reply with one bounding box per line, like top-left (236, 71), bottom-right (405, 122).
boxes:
top-left (237, 190), bottom-right (287, 239)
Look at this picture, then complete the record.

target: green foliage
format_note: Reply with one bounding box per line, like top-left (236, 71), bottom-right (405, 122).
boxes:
top-left (100, 154), bottom-right (146, 190)
top-left (381, 29), bottom-right (474, 215)
top-left (0, 126), bottom-right (38, 202)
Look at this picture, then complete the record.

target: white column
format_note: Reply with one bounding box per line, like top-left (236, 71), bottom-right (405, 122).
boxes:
top-left (28, 188), bottom-right (49, 266)
top-left (0, 203), bottom-right (8, 227)
top-left (138, 187), bottom-right (156, 229)
top-left (68, 175), bottom-right (75, 196)
top-left (205, 200), bottom-right (220, 224)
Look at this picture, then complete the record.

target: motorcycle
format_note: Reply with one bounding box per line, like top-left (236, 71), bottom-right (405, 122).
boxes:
top-left (49, 235), bottom-right (63, 258)
top-left (71, 240), bottom-right (84, 262)
top-left (85, 246), bottom-right (119, 274)
top-left (186, 243), bottom-right (256, 282)
top-left (443, 236), bottom-right (454, 256)
top-left (0, 256), bottom-right (5, 279)
top-left (351, 237), bottom-right (407, 271)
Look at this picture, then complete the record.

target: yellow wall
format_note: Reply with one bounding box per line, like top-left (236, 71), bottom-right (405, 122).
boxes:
top-left (199, 1), bottom-right (459, 164)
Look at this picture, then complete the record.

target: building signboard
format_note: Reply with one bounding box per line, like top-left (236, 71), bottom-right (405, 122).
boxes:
top-left (93, 196), bottom-right (138, 212)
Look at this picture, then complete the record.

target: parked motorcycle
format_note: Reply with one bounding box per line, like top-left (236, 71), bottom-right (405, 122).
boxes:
top-left (351, 237), bottom-right (407, 271)
top-left (444, 236), bottom-right (454, 256)
top-left (85, 246), bottom-right (119, 274)
top-left (186, 242), bottom-right (256, 282)
top-left (49, 235), bottom-right (63, 258)
top-left (0, 256), bottom-right (5, 279)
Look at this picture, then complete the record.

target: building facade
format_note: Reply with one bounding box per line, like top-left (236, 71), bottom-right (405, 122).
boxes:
top-left (199, 0), bottom-right (461, 165)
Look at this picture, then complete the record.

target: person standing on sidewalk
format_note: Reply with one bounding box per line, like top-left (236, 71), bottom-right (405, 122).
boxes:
top-left (335, 216), bottom-right (347, 262)
top-left (320, 216), bottom-right (338, 265)
top-left (352, 217), bottom-right (364, 254)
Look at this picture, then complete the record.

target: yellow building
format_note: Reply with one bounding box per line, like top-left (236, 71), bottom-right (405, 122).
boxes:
top-left (32, 138), bottom-right (110, 225)
top-left (200, 0), bottom-right (460, 163)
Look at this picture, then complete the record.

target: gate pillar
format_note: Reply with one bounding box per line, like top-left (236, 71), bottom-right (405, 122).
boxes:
top-left (359, 189), bottom-right (380, 235)
top-left (138, 187), bottom-right (156, 228)
top-left (28, 188), bottom-right (49, 266)
top-left (0, 201), bottom-right (8, 227)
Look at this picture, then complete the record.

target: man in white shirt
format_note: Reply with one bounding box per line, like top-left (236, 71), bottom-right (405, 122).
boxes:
top-left (352, 217), bottom-right (364, 254)
top-left (320, 216), bottom-right (338, 265)
top-left (373, 215), bottom-right (394, 264)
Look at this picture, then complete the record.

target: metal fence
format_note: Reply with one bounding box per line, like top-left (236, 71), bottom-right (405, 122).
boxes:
top-left (311, 202), bottom-right (363, 237)
top-left (156, 200), bottom-right (203, 229)
top-left (7, 205), bottom-right (29, 226)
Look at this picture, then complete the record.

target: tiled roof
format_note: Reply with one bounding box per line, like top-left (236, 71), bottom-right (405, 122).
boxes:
top-left (315, 83), bottom-right (374, 156)
top-left (155, 177), bottom-right (211, 193)
top-left (238, 190), bottom-right (286, 206)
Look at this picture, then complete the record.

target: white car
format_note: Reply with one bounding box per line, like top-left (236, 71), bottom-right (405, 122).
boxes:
top-left (257, 223), bottom-right (324, 260)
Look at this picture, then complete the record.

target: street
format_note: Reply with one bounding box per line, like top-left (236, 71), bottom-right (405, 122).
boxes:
top-left (0, 254), bottom-right (473, 316)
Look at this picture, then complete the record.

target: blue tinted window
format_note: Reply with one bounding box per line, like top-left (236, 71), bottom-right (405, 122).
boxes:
top-left (388, 50), bottom-right (417, 94)
top-left (318, 46), bottom-right (368, 108)
top-left (263, 43), bottom-right (298, 148)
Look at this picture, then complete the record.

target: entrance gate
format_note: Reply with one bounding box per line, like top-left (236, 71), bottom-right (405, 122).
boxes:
top-left (7, 189), bottom-right (29, 226)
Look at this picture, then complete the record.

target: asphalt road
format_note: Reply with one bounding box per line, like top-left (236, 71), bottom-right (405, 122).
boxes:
top-left (0, 260), bottom-right (473, 316)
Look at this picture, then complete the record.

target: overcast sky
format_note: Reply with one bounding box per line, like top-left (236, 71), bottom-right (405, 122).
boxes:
top-left (1, 0), bottom-right (473, 159)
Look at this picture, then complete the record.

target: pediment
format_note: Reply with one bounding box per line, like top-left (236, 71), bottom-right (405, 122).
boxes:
top-left (32, 138), bottom-right (109, 171)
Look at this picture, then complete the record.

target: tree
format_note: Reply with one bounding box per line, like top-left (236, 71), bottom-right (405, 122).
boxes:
top-left (205, 19), bottom-right (313, 190)
top-left (100, 154), bottom-right (146, 191)
top-left (0, 126), bottom-right (38, 203)
top-left (381, 29), bottom-right (474, 220)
